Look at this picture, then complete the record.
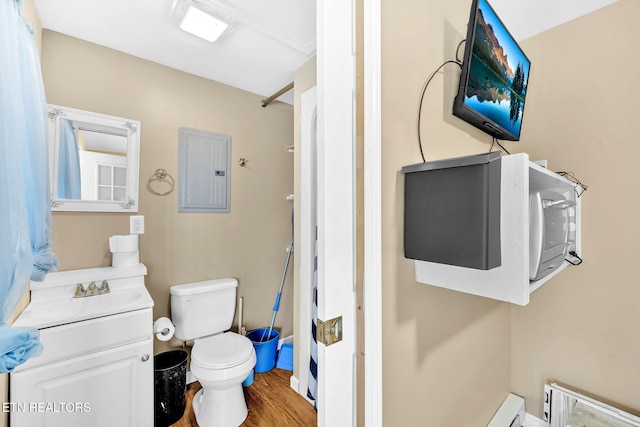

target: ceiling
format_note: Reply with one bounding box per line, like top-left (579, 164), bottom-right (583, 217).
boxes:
top-left (33, 0), bottom-right (619, 105)
top-left (490, 0), bottom-right (619, 41)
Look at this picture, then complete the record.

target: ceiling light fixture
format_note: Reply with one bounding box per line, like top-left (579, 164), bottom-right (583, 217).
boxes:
top-left (179, 4), bottom-right (230, 43)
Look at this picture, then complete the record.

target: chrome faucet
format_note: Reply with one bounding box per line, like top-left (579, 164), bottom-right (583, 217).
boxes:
top-left (73, 280), bottom-right (111, 298)
top-left (85, 281), bottom-right (100, 296)
top-left (99, 280), bottom-right (110, 294)
top-left (74, 283), bottom-right (85, 298)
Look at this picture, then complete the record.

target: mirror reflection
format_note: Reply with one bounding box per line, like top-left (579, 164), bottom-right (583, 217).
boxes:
top-left (57, 119), bottom-right (128, 201)
top-left (47, 105), bottom-right (140, 212)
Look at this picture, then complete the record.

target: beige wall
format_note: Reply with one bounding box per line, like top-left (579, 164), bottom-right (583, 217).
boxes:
top-left (512, 0), bottom-right (640, 418)
top-left (382, 0), bottom-right (640, 424)
top-left (41, 31), bottom-right (295, 355)
top-left (381, 0), bottom-right (512, 425)
top-left (21, 0), bottom-right (41, 53)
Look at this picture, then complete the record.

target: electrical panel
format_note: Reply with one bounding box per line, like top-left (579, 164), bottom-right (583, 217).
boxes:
top-left (178, 127), bottom-right (231, 213)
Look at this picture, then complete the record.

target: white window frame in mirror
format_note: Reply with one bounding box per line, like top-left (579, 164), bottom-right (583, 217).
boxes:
top-left (46, 104), bottom-right (140, 212)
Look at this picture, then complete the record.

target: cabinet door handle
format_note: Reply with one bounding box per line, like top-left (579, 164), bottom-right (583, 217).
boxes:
top-left (141, 354), bottom-right (150, 362)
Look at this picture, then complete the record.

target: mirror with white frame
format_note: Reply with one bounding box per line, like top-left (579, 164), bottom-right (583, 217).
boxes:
top-left (47, 104), bottom-right (140, 212)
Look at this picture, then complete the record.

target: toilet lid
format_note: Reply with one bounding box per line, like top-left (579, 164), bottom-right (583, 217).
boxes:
top-left (192, 333), bottom-right (255, 369)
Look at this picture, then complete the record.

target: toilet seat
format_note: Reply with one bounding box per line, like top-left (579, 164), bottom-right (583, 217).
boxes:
top-left (192, 332), bottom-right (254, 369)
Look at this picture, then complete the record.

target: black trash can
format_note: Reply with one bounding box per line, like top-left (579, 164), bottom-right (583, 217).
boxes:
top-left (154, 350), bottom-right (188, 427)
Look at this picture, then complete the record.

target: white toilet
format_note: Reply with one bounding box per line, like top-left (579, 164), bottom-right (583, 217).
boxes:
top-left (170, 278), bottom-right (256, 427)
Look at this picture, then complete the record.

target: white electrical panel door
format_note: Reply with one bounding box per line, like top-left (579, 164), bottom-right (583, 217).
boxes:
top-left (178, 127), bottom-right (231, 213)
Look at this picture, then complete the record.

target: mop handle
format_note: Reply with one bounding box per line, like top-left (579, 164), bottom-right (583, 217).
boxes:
top-left (272, 292), bottom-right (281, 312)
top-left (275, 238), bottom-right (293, 302)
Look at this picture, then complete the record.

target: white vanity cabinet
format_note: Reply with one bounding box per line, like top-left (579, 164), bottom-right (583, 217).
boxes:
top-left (414, 153), bottom-right (582, 306)
top-left (10, 264), bottom-right (154, 427)
top-left (10, 309), bottom-right (153, 427)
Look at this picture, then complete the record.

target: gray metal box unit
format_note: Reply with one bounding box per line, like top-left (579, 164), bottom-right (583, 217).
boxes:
top-left (401, 152), bottom-right (501, 270)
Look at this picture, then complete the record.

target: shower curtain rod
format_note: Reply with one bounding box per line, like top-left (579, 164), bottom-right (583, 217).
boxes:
top-left (260, 82), bottom-right (294, 107)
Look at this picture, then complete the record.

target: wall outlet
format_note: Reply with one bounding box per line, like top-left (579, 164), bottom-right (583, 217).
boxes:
top-left (130, 215), bottom-right (144, 235)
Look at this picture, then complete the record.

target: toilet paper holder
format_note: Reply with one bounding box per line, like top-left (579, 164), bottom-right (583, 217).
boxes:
top-left (153, 317), bottom-right (176, 341)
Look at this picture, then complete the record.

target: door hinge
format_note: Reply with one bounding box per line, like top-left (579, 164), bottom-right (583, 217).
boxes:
top-left (316, 316), bottom-right (343, 346)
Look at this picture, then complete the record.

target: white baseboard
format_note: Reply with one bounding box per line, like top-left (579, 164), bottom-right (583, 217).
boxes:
top-left (290, 374), bottom-right (315, 405)
top-left (290, 374), bottom-right (299, 392)
top-left (278, 334), bottom-right (293, 350)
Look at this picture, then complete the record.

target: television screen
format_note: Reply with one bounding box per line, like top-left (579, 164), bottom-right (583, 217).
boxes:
top-left (453, 0), bottom-right (531, 141)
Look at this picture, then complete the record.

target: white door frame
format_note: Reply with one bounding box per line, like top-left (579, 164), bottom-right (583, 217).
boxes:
top-left (314, 0), bottom-right (383, 425)
top-left (363, 0), bottom-right (383, 425)
top-left (316, 0), bottom-right (356, 424)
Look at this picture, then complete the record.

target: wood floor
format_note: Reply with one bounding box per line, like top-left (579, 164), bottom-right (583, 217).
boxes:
top-left (170, 368), bottom-right (317, 427)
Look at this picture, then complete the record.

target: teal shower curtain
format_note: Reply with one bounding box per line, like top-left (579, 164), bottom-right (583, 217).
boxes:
top-left (0, 0), bottom-right (58, 372)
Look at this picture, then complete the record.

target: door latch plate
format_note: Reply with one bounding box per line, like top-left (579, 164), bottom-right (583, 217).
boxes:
top-left (316, 316), bottom-right (342, 346)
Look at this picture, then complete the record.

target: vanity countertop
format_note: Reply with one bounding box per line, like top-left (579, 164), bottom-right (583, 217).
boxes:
top-left (13, 263), bottom-right (153, 329)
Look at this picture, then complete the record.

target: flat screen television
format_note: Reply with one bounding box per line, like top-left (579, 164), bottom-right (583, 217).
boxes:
top-left (453, 0), bottom-right (531, 141)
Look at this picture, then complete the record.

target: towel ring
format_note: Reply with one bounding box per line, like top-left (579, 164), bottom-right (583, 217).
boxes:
top-left (147, 169), bottom-right (175, 196)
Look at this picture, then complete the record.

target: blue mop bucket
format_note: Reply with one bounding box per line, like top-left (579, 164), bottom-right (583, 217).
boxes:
top-left (247, 328), bottom-right (280, 373)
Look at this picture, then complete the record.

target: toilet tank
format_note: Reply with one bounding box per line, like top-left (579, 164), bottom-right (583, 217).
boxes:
top-left (170, 278), bottom-right (237, 340)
